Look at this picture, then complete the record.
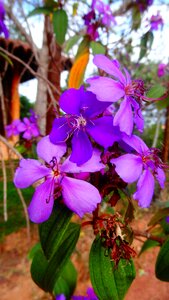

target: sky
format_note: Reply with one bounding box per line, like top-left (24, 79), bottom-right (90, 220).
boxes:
top-left (18, 0), bottom-right (169, 103)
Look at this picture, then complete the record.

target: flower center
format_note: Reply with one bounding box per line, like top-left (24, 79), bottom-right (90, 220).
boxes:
top-left (125, 80), bottom-right (145, 101)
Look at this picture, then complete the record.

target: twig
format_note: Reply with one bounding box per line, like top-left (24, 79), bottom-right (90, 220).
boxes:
top-left (133, 229), bottom-right (165, 245)
top-left (0, 134), bottom-right (23, 159)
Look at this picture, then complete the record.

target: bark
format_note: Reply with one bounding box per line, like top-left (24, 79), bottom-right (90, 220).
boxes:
top-left (34, 16), bottom-right (49, 136)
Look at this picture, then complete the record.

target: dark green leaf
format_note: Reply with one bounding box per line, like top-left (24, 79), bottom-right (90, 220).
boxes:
top-left (132, 6), bottom-right (141, 30)
top-left (90, 41), bottom-right (106, 55)
top-left (39, 201), bottom-right (72, 259)
top-left (53, 260), bottom-right (77, 298)
top-left (148, 208), bottom-right (169, 226)
top-left (30, 249), bottom-right (48, 291)
top-left (43, 223), bottom-right (80, 292)
top-left (65, 35), bottom-right (81, 53)
top-left (89, 237), bottom-right (135, 300)
top-left (139, 31), bottom-right (154, 60)
top-left (27, 6), bottom-right (52, 17)
top-left (139, 239), bottom-right (160, 256)
top-left (155, 238), bottom-right (169, 281)
top-left (27, 242), bottom-right (42, 260)
top-left (53, 9), bottom-right (68, 45)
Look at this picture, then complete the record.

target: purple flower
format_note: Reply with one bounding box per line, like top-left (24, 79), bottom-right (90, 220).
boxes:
top-left (72, 287), bottom-right (98, 300)
top-left (49, 86), bottom-right (121, 166)
top-left (19, 117), bottom-right (40, 140)
top-left (93, 0), bottom-right (116, 27)
top-left (111, 134), bottom-right (166, 208)
top-left (5, 119), bottom-right (25, 137)
top-left (14, 136), bottom-right (104, 223)
top-left (150, 12), bottom-right (164, 31)
top-left (136, 0), bottom-right (153, 12)
top-left (86, 54), bottom-right (144, 136)
top-left (29, 109), bottom-right (39, 123)
top-left (0, 1), bottom-right (9, 38)
top-left (157, 63), bottom-right (167, 77)
top-left (55, 295), bottom-right (66, 300)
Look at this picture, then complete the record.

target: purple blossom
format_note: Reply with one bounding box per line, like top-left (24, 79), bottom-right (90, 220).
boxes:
top-left (55, 295), bottom-right (66, 300)
top-left (72, 287), bottom-right (98, 300)
top-left (93, 0), bottom-right (116, 27)
top-left (150, 12), bottom-right (164, 31)
top-left (14, 136), bottom-right (104, 223)
top-left (49, 86), bottom-right (121, 166)
top-left (19, 117), bottom-right (40, 140)
top-left (0, 1), bottom-right (9, 38)
top-left (5, 119), bottom-right (25, 137)
top-left (86, 54), bottom-right (144, 136)
top-left (29, 109), bottom-right (39, 123)
top-left (157, 63), bottom-right (167, 77)
top-left (136, 0), bottom-right (153, 12)
top-left (111, 134), bottom-right (166, 208)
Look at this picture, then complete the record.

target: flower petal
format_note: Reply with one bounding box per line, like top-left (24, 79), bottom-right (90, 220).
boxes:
top-left (131, 99), bottom-right (144, 133)
top-left (87, 116), bottom-right (121, 148)
top-left (113, 98), bottom-right (133, 135)
top-left (122, 133), bottom-right (149, 154)
top-left (59, 88), bottom-right (82, 115)
top-left (14, 159), bottom-right (50, 188)
top-left (155, 167), bottom-right (165, 188)
top-left (111, 154), bottom-right (143, 183)
top-left (70, 130), bottom-right (93, 165)
top-left (93, 54), bottom-right (126, 84)
top-left (61, 149), bottom-right (104, 173)
top-left (133, 169), bottom-right (154, 208)
top-left (37, 136), bottom-right (66, 164)
top-left (86, 77), bottom-right (125, 102)
top-left (28, 178), bottom-right (54, 223)
top-left (49, 117), bottom-right (72, 143)
top-left (61, 176), bottom-right (101, 217)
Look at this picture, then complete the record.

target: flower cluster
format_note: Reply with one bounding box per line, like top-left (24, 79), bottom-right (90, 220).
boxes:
top-left (5, 110), bottom-right (40, 140)
top-left (56, 288), bottom-right (98, 300)
top-left (83, 0), bottom-right (116, 40)
top-left (157, 63), bottom-right (168, 78)
top-left (14, 54), bottom-right (166, 224)
top-left (149, 12), bottom-right (164, 31)
top-left (0, 0), bottom-right (9, 38)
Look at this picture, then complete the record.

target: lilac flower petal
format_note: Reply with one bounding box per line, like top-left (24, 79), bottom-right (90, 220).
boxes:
top-left (70, 130), bottom-right (93, 165)
top-left (93, 54), bottom-right (126, 84)
top-left (61, 149), bottom-right (104, 173)
top-left (80, 90), bottom-right (110, 118)
top-left (111, 154), bottom-right (143, 183)
top-left (55, 294), bottom-right (66, 300)
top-left (133, 169), bottom-right (154, 207)
top-left (87, 116), bottom-right (121, 148)
top-left (50, 117), bottom-right (72, 143)
top-left (37, 136), bottom-right (66, 164)
top-left (131, 99), bottom-right (144, 133)
top-left (87, 77), bottom-right (125, 102)
top-left (61, 176), bottom-right (101, 217)
top-left (23, 117), bottom-right (30, 125)
top-left (28, 178), bottom-right (54, 223)
top-left (59, 88), bottom-right (82, 115)
top-left (122, 133), bottom-right (149, 154)
top-left (31, 124), bottom-right (40, 137)
top-left (113, 98), bottom-right (133, 135)
top-left (14, 159), bottom-right (50, 188)
top-left (17, 122), bottom-right (27, 132)
top-left (155, 167), bottom-right (165, 188)
top-left (22, 130), bottom-right (32, 140)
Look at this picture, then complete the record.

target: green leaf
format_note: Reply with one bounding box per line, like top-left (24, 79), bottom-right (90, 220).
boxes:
top-left (65, 35), bottom-right (81, 53)
top-left (146, 85), bottom-right (166, 99)
top-left (0, 51), bottom-right (13, 65)
top-left (53, 9), bottom-right (68, 45)
top-left (155, 238), bottom-right (169, 281)
top-left (148, 208), bottom-right (169, 226)
top-left (43, 223), bottom-right (80, 292)
top-left (139, 239), bottom-right (160, 256)
top-left (89, 237), bottom-right (135, 300)
top-left (27, 6), bottom-right (52, 17)
top-left (132, 6), bottom-right (141, 30)
top-left (90, 41), bottom-right (106, 55)
top-left (39, 201), bottom-right (73, 259)
top-left (139, 31), bottom-right (154, 60)
top-left (53, 260), bottom-right (77, 298)
top-left (27, 242), bottom-right (42, 260)
top-left (30, 248), bottom-right (48, 291)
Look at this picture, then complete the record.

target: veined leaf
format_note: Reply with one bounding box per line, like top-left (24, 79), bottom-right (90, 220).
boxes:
top-left (53, 9), bottom-right (68, 45)
top-left (75, 36), bottom-right (90, 59)
top-left (156, 238), bottom-right (169, 281)
top-left (90, 41), bottom-right (106, 55)
top-left (65, 35), bottom-right (81, 53)
top-left (139, 31), bottom-right (154, 60)
top-left (139, 239), bottom-right (160, 256)
top-left (146, 85), bottom-right (166, 99)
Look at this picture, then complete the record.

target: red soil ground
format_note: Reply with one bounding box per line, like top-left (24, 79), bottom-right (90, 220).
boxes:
top-left (1, 213), bottom-right (169, 300)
